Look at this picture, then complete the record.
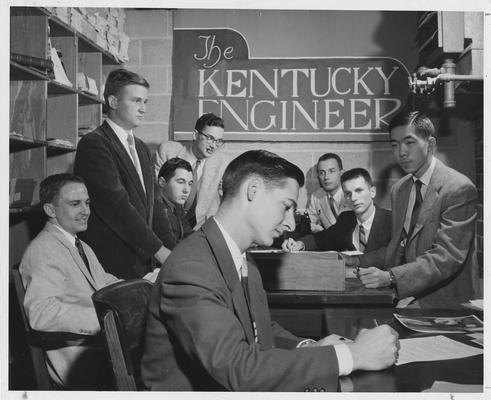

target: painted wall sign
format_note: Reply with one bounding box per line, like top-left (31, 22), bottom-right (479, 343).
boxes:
top-left (173, 28), bottom-right (411, 141)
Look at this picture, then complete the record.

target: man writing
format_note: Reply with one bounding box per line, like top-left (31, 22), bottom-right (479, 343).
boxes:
top-left (357, 110), bottom-right (479, 308)
top-left (153, 113), bottom-right (231, 229)
top-left (141, 150), bottom-right (399, 391)
top-left (75, 69), bottom-right (168, 279)
top-left (283, 168), bottom-right (391, 268)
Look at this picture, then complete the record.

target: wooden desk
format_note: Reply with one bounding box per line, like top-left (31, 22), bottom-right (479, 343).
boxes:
top-left (267, 278), bottom-right (396, 338)
top-left (345, 309), bottom-right (483, 392)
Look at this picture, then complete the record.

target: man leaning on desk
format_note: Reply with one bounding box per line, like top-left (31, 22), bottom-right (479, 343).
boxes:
top-left (282, 167), bottom-right (391, 267)
top-left (353, 110), bottom-right (479, 308)
top-left (141, 150), bottom-right (399, 391)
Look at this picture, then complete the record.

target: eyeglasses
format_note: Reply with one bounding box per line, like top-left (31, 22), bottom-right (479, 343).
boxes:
top-left (196, 129), bottom-right (224, 148)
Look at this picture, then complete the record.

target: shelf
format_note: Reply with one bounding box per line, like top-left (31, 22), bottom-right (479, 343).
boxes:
top-left (48, 15), bottom-right (75, 37)
top-left (46, 142), bottom-right (77, 155)
top-left (10, 61), bottom-right (49, 81)
top-left (9, 205), bottom-right (42, 215)
top-left (78, 91), bottom-right (104, 106)
top-left (10, 135), bottom-right (47, 152)
top-left (48, 80), bottom-right (77, 95)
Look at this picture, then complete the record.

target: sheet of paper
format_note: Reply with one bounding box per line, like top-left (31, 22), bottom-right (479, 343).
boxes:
top-left (423, 381), bottom-right (483, 393)
top-left (467, 332), bottom-right (483, 346)
top-left (470, 299), bottom-right (483, 310)
top-left (396, 335), bottom-right (483, 366)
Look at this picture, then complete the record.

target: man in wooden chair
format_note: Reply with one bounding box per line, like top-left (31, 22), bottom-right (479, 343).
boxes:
top-left (19, 173), bottom-right (122, 389)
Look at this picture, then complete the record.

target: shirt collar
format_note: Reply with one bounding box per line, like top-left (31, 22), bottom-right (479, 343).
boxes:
top-left (213, 217), bottom-right (245, 277)
top-left (331, 185), bottom-right (344, 202)
top-left (50, 221), bottom-right (77, 247)
top-left (106, 118), bottom-right (133, 145)
top-left (357, 206), bottom-right (376, 230)
top-left (413, 156), bottom-right (436, 187)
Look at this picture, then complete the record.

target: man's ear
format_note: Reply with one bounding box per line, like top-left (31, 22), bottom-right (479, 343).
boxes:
top-left (43, 203), bottom-right (56, 219)
top-left (246, 178), bottom-right (261, 202)
top-left (158, 176), bottom-right (166, 187)
top-left (428, 136), bottom-right (436, 154)
top-left (370, 185), bottom-right (377, 199)
top-left (107, 94), bottom-right (118, 110)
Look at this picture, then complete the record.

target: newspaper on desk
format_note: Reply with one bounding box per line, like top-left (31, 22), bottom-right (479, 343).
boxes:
top-left (394, 313), bottom-right (483, 334)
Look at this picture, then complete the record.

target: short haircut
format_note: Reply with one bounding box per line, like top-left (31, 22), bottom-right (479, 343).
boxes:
top-left (221, 150), bottom-right (304, 201)
top-left (39, 173), bottom-right (85, 206)
top-left (158, 157), bottom-right (193, 181)
top-left (341, 168), bottom-right (373, 187)
top-left (388, 110), bottom-right (435, 140)
top-left (318, 153), bottom-right (343, 170)
top-left (103, 68), bottom-right (149, 107)
top-left (195, 113), bottom-right (225, 131)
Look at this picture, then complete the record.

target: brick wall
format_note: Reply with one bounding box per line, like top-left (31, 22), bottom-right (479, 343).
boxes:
top-left (124, 9), bottom-right (173, 151)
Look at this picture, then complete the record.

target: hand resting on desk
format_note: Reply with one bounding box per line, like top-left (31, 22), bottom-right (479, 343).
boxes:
top-left (281, 238), bottom-right (305, 252)
top-left (357, 266), bottom-right (390, 288)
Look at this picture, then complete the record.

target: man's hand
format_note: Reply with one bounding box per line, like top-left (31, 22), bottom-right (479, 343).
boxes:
top-left (357, 267), bottom-right (390, 288)
top-left (281, 238), bottom-right (305, 252)
top-left (347, 325), bottom-right (399, 371)
top-left (154, 246), bottom-right (171, 264)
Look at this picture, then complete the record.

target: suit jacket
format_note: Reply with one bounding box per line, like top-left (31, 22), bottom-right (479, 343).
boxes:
top-left (74, 121), bottom-right (162, 279)
top-left (301, 207), bottom-right (392, 267)
top-left (385, 158), bottom-right (478, 308)
top-left (153, 141), bottom-right (231, 229)
top-left (141, 219), bottom-right (339, 391)
top-left (153, 193), bottom-right (193, 250)
top-left (19, 221), bottom-right (119, 387)
top-left (306, 187), bottom-right (350, 232)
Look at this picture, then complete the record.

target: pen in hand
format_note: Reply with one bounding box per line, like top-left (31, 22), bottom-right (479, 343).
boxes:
top-left (373, 318), bottom-right (379, 327)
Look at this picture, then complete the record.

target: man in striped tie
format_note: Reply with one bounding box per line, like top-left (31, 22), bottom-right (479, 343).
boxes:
top-left (356, 110), bottom-right (479, 309)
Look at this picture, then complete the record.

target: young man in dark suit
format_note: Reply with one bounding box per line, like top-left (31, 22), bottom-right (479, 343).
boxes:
top-left (357, 110), bottom-right (479, 308)
top-left (74, 69), bottom-right (168, 279)
top-left (153, 157), bottom-right (194, 250)
top-left (283, 168), bottom-right (391, 267)
top-left (141, 150), bottom-right (398, 391)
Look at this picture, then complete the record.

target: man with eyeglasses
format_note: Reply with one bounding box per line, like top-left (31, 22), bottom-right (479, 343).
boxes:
top-left (154, 113), bottom-right (231, 228)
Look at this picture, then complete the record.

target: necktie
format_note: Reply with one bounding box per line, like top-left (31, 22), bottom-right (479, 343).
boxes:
top-left (358, 225), bottom-right (367, 252)
top-left (75, 237), bottom-right (92, 278)
top-left (328, 194), bottom-right (338, 220)
top-left (407, 179), bottom-right (423, 238)
top-left (184, 160), bottom-right (201, 215)
top-left (127, 134), bottom-right (146, 193)
top-left (240, 259), bottom-right (258, 344)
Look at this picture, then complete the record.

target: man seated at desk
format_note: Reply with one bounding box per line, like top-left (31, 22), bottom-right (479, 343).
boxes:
top-left (153, 157), bottom-right (194, 250)
top-left (282, 168), bottom-right (391, 267)
top-left (19, 174), bottom-right (121, 389)
top-left (353, 110), bottom-right (479, 308)
top-left (141, 150), bottom-right (399, 391)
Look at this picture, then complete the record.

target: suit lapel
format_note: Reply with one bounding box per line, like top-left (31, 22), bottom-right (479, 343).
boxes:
top-left (366, 207), bottom-right (380, 250)
top-left (201, 220), bottom-right (256, 344)
top-left (45, 223), bottom-right (97, 291)
top-left (345, 212), bottom-right (357, 251)
top-left (100, 121), bottom-right (147, 205)
top-left (135, 138), bottom-right (154, 216)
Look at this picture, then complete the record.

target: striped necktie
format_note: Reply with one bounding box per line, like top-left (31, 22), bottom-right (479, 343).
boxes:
top-left (407, 179), bottom-right (423, 238)
top-left (127, 134), bottom-right (146, 193)
top-left (359, 225), bottom-right (367, 252)
top-left (75, 237), bottom-right (92, 278)
top-left (328, 194), bottom-right (338, 220)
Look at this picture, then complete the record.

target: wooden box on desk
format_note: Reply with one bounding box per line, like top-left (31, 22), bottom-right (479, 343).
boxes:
top-left (248, 250), bottom-right (345, 291)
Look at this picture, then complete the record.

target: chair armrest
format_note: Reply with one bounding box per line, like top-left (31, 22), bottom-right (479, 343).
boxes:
top-left (29, 330), bottom-right (104, 350)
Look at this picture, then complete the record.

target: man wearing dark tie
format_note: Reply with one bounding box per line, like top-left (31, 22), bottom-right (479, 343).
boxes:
top-left (357, 110), bottom-right (479, 308)
top-left (19, 174), bottom-right (120, 389)
top-left (141, 150), bottom-right (399, 391)
top-left (153, 113), bottom-right (232, 229)
top-left (306, 153), bottom-right (350, 233)
top-left (74, 69), bottom-right (168, 279)
top-left (282, 168), bottom-right (391, 268)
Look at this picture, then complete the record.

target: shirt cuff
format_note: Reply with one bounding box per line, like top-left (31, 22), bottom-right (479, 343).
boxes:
top-left (296, 338), bottom-right (316, 348)
top-left (334, 344), bottom-right (353, 376)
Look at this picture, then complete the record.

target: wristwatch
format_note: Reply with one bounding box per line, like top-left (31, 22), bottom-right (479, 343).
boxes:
top-left (388, 270), bottom-right (397, 289)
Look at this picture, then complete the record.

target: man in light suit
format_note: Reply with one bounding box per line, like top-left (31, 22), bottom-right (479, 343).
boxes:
top-left (153, 113), bottom-right (231, 229)
top-left (75, 69), bottom-right (169, 279)
top-left (141, 150), bottom-right (398, 391)
top-left (19, 174), bottom-right (119, 389)
top-left (306, 153), bottom-right (350, 233)
top-left (283, 168), bottom-right (391, 267)
top-left (357, 110), bottom-right (479, 308)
